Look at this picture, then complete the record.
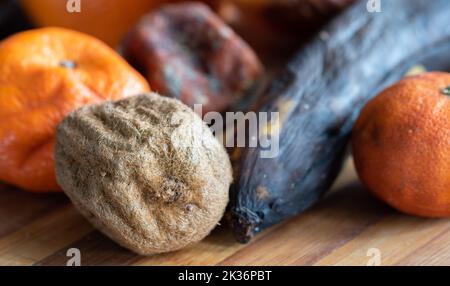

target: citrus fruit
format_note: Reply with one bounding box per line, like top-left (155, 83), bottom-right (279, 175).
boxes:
top-left (352, 72), bottom-right (450, 217)
top-left (0, 27), bottom-right (150, 192)
top-left (21, 0), bottom-right (170, 47)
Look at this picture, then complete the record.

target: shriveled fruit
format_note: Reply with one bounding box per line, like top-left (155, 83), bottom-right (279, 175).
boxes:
top-left (55, 93), bottom-right (232, 255)
top-left (352, 72), bottom-right (450, 217)
top-left (122, 2), bottom-right (263, 113)
top-left (0, 27), bottom-right (150, 192)
top-left (228, 0), bottom-right (450, 243)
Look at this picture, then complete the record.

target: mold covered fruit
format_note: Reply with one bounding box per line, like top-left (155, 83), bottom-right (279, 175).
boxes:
top-left (122, 2), bottom-right (263, 113)
top-left (352, 72), bottom-right (450, 217)
top-left (0, 27), bottom-right (150, 192)
top-left (55, 93), bottom-right (232, 255)
top-left (228, 0), bottom-right (450, 243)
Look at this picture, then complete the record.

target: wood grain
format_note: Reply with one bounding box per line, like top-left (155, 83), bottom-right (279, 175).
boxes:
top-left (1, 158), bottom-right (450, 265)
top-left (0, 185), bottom-right (67, 237)
top-left (1, 0), bottom-right (449, 267)
top-left (0, 204), bottom-right (92, 265)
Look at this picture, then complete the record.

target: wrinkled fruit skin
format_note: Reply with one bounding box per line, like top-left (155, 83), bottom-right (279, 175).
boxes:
top-left (122, 2), bottom-right (263, 113)
top-left (55, 93), bottom-right (232, 255)
top-left (0, 27), bottom-right (150, 192)
top-left (352, 72), bottom-right (450, 217)
top-left (228, 0), bottom-right (450, 243)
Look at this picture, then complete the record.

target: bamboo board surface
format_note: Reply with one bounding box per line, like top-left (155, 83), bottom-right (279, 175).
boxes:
top-left (1, 158), bottom-right (450, 266)
top-left (1, 0), bottom-right (450, 267)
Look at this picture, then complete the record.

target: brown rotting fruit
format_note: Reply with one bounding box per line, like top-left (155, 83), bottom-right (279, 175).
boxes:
top-left (122, 2), bottom-right (263, 114)
top-left (229, 0), bottom-right (450, 243)
top-left (55, 93), bottom-right (232, 255)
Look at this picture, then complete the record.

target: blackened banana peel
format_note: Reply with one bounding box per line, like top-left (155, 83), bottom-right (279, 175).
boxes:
top-left (229, 0), bottom-right (450, 243)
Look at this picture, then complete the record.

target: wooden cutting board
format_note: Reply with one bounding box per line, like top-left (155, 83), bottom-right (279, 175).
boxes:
top-left (1, 0), bottom-right (450, 267)
top-left (1, 157), bottom-right (450, 266)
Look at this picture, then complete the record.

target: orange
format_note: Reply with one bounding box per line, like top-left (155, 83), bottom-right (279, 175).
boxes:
top-left (20, 0), bottom-right (171, 47)
top-left (0, 27), bottom-right (150, 192)
top-left (352, 72), bottom-right (450, 217)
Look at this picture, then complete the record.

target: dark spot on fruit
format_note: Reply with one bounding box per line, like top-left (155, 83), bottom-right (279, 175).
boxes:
top-left (60, 60), bottom-right (77, 69)
top-left (441, 86), bottom-right (450, 96)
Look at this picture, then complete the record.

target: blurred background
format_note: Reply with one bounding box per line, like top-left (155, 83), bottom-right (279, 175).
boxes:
top-left (0, 0), bottom-right (354, 67)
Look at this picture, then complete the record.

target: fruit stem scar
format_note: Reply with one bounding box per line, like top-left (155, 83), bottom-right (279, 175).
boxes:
top-left (441, 86), bottom-right (450, 96)
top-left (60, 60), bottom-right (77, 69)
